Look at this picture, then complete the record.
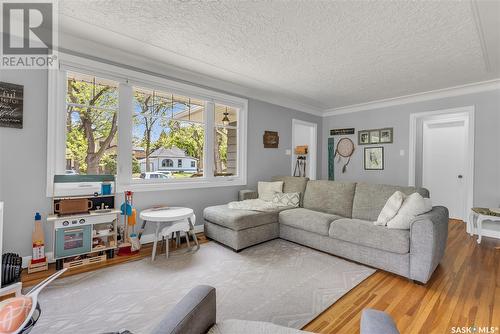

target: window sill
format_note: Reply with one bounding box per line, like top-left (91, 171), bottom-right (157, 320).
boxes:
top-left (118, 177), bottom-right (246, 193)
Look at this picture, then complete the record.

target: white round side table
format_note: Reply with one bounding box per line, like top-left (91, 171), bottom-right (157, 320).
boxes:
top-left (139, 207), bottom-right (199, 261)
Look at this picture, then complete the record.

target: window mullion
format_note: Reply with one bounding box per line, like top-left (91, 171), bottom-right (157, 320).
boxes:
top-left (56, 69), bottom-right (68, 175)
top-left (46, 68), bottom-right (67, 196)
top-left (117, 82), bottom-right (133, 188)
top-left (205, 101), bottom-right (215, 180)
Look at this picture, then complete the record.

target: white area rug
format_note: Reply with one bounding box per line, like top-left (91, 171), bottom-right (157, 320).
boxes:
top-left (32, 239), bottom-right (375, 334)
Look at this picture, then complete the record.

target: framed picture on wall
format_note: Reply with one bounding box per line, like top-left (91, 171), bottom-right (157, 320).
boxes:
top-left (263, 131), bottom-right (279, 148)
top-left (369, 130), bottom-right (380, 143)
top-left (0, 82), bottom-right (24, 129)
top-left (358, 131), bottom-right (370, 145)
top-left (364, 147), bottom-right (384, 170)
top-left (380, 128), bottom-right (393, 143)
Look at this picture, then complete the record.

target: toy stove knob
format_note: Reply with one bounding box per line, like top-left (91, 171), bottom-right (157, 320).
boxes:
top-left (62, 221), bottom-right (69, 226)
top-left (79, 219), bottom-right (85, 224)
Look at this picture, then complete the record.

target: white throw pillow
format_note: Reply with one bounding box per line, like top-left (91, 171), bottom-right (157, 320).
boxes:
top-left (258, 181), bottom-right (284, 201)
top-left (387, 193), bottom-right (433, 229)
top-left (375, 191), bottom-right (405, 226)
top-left (272, 192), bottom-right (300, 208)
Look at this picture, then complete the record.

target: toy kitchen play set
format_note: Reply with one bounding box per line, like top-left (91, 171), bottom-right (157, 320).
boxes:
top-left (48, 175), bottom-right (120, 270)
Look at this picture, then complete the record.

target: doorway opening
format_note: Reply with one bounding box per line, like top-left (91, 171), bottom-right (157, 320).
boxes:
top-left (408, 106), bottom-right (474, 220)
top-left (291, 119), bottom-right (317, 180)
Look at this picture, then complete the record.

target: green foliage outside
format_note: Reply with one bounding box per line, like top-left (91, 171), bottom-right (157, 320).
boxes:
top-left (66, 76), bottom-right (118, 174)
top-left (132, 157), bottom-right (141, 174)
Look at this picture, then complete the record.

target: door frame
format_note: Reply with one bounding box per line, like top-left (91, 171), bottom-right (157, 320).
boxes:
top-left (291, 119), bottom-right (317, 180)
top-left (408, 106), bottom-right (475, 219)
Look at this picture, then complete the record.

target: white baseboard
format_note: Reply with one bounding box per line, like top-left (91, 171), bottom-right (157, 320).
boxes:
top-left (21, 224), bottom-right (205, 268)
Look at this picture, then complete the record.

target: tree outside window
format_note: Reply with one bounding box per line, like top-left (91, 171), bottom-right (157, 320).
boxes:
top-left (65, 72), bottom-right (118, 175)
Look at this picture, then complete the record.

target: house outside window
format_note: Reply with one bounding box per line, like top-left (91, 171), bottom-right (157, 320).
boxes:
top-left (47, 54), bottom-right (248, 194)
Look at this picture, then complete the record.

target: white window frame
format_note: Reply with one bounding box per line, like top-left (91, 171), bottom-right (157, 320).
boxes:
top-left (47, 53), bottom-right (248, 195)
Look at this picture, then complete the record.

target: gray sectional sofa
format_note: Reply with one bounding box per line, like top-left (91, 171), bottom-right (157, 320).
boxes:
top-left (203, 176), bottom-right (449, 284)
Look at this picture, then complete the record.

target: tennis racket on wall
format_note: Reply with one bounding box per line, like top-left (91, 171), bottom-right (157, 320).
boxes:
top-left (335, 137), bottom-right (355, 173)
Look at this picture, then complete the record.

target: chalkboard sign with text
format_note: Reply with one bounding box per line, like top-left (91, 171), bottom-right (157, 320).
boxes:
top-left (0, 82), bottom-right (24, 129)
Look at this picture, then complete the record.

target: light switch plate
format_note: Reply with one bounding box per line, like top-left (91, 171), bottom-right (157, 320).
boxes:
top-left (400, 149), bottom-right (405, 156)
top-left (285, 149), bottom-right (292, 155)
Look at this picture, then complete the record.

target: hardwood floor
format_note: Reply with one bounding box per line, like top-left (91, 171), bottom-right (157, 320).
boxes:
top-left (303, 220), bottom-right (500, 334)
top-left (21, 220), bottom-right (499, 333)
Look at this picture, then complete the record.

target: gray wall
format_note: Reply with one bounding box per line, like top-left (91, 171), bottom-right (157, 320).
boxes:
top-left (0, 68), bottom-right (321, 257)
top-left (322, 90), bottom-right (500, 208)
top-left (0, 69), bottom-right (53, 258)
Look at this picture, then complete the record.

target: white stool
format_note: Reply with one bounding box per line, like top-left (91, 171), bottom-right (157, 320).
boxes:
top-left (160, 214), bottom-right (199, 258)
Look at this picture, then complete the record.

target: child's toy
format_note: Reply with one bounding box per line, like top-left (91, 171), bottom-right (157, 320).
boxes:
top-left (118, 191), bottom-right (140, 256)
top-left (28, 213), bottom-right (48, 274)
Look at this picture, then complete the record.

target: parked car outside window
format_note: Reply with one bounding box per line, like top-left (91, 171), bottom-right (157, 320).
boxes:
top-left (140, 172), bottom-right (172, 179)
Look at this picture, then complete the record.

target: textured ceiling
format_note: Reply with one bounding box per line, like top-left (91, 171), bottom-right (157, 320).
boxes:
top-left (59, 0), bottom-right (500, 112)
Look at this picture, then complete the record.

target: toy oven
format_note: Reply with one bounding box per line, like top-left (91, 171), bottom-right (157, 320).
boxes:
top-left (55, 225), bottom-right (92, 259)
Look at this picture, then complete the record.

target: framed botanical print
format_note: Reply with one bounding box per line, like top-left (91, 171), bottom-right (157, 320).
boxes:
top-left (369, 130), bottom-right (380, 144)
top-left (380, 128), bottom-right (393, 143)
top-left (364, 147), bottom-right (384, 170)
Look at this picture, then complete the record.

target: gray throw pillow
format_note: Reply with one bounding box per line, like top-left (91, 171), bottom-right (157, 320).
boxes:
top-left (272, 192), bottom-right (300, 208)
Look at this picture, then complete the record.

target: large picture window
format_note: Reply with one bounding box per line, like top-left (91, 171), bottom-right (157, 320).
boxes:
top-left (49, 55), bottom-right (247, 193)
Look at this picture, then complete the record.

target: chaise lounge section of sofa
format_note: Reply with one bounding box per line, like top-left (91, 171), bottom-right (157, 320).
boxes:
top-left (203, 177), bottom-right (449, 284)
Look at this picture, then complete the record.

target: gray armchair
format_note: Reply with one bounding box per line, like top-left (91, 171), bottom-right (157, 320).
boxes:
top-left (151, 285), bottom-right (400, 334)
top-left (151, 285), bottom-right (216, 334)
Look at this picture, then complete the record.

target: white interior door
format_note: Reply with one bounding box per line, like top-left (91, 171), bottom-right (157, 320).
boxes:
top-left (291, 119), bottom-right (317, 179)
top-left (422, 119), bottom-right (467, 219)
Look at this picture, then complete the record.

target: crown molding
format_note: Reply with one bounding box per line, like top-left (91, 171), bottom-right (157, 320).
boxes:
top-left (323, 79), bottom-right (500, 117)
top-left (471, 0), bottom-right (491, 72)
top-left (58, 25), bottom-right (324, 117)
